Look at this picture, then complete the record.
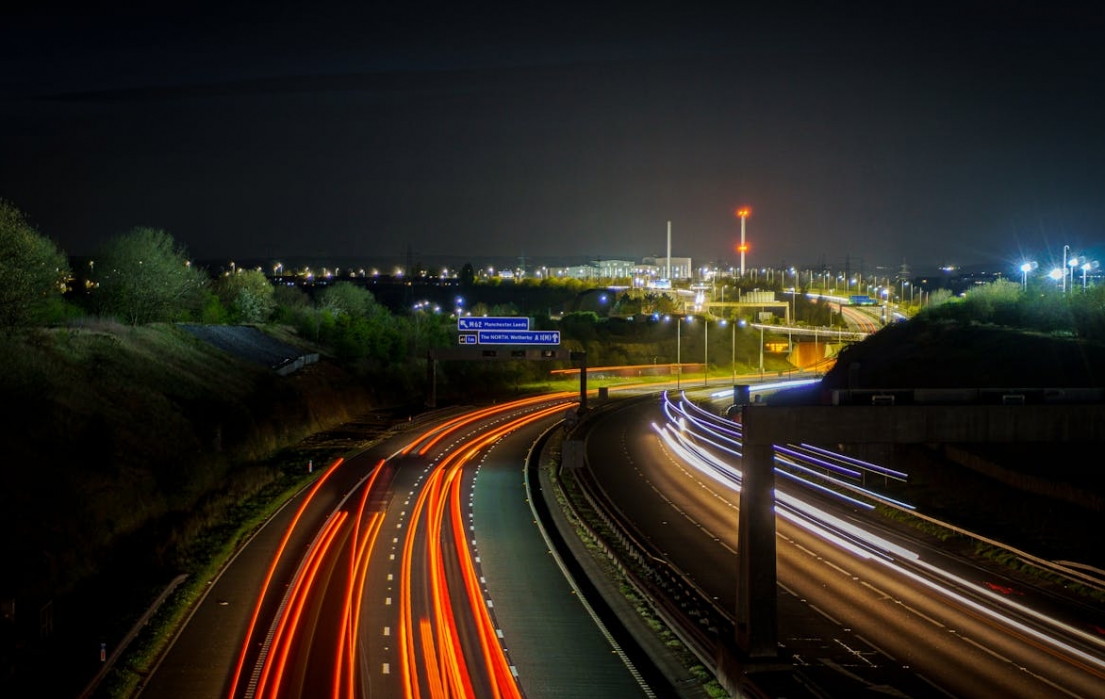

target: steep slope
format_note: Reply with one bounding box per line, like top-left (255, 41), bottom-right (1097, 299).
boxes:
top-left (822, 319), bottom-right (1105, 390)
top-left (0, 321), bottom-right (381, 696)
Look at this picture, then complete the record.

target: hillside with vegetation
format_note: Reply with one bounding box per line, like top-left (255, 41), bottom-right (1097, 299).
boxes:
top-left (825, 278), bottom-right (1105, 390)
top-left (823, 318), bottom-right (1105, 390)
top-left (0, 322), bottom-right (378, 695)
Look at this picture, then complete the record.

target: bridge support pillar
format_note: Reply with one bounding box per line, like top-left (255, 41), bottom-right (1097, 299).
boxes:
top-left (736, 410), bottom-right (779, 660)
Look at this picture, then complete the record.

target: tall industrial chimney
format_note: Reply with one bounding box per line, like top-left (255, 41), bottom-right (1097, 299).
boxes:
top-left (666, 220), bottom-right (672, 281)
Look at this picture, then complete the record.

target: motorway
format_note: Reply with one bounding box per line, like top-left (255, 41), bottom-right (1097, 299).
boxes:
top-left (578, 389), bottom-right (1105, 698)
top-left (138, 392), bottom-right (671, 699)
top-left (137, 377), bottom-right (1105, 699)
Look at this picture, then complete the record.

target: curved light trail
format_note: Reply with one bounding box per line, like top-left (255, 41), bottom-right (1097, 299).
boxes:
top-left (652, 390), bottom-right (1105, 694)
top-left (228, 395), bottom-right (575, 699)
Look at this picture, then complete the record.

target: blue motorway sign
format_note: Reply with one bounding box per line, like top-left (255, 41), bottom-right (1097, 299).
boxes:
top-left (458, 317), bottom-right (530, 331)
top-left (477, 330), bottom-right (560, 345)
top-left (458, 333), bottom-right (477, 345)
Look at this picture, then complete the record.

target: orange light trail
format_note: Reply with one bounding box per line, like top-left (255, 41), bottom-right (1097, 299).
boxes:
top-left (232, 395), bottom-right (570, 699)
top-left (258, 510), bottom-right (349, 698)
top-left (227, 456), bottom-right (344, 699)
top-left (336, 461), bottom-right (387, 698)
top-left (400, 393), bottom-right (573, 457)
top-left (397, 400), bottom-right (565, 698)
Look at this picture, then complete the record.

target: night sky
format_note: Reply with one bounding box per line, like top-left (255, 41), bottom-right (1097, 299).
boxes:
top-left (2, 1), bottom-right (1103, 275)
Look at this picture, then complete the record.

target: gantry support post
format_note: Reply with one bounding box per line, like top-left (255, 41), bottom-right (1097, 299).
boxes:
top-left (735, 407), bottom-right (779, 660)
top-left (571, 350), bottom-right (587, 414)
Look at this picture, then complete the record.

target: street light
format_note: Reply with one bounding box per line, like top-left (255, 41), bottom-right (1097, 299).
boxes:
top-left (1068, 254), bottom-right (1080, 295)
top-left (703, 318), bottom-right (709, 387)
top-left (676, 315), bottom-right (682, 390)
top-left (1062, 245), bottom-right (1070, 293)
top-left (759, 325), bottom-right (765, 377)
top-left (1083, 260), bottom-right (1099, 290)
top-left (721, 319), bottom-right (735, 382)
top-left (1020, 261), bottom-right (1036, 290)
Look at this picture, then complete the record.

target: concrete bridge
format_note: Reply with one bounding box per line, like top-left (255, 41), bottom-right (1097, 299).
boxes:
top-left (731, 393), bottom-right (1105, 665)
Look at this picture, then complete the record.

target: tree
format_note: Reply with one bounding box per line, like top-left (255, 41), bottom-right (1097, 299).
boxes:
top-left (927, 289), bottom-right (954, 308)
top-left (459, 262), bottom-right (476, 290)
top-left (316, 281), bottom-right (387, 320)
top-left (213, 268), bottom-right (276, 323)
top-left (271, 283), bottom-right (311, 324)
top-left (305, 282), bottom-right (404, 365)
top-left (0, 199), bottom-right (70, 329)
top-left (93, 227), bottom-right (209, 325)
top-left (961, 278), bottom-right (1021, 325)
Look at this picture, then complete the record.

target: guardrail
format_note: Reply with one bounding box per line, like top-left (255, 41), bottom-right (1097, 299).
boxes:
top-left (559, 398), bottom-right (734, 674)
top-left (570, 460), bottom-right (732, 667)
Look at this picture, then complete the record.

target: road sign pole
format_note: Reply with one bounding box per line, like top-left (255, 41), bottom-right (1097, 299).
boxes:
top-left (571, 350), bottom-right (587, 414)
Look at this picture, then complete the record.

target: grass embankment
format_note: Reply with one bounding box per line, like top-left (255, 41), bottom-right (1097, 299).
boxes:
top-left (0, 321), bottom-right (378, 698)
top-left (98, 444), bottom-right (352, 698)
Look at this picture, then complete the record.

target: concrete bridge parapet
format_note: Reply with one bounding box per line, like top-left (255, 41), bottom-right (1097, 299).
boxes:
top-left (733, 398), bottom-right (1105, 662)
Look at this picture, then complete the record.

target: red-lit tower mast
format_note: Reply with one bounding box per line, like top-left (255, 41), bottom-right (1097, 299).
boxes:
top-left (736, 207), bottom-right (751, 277)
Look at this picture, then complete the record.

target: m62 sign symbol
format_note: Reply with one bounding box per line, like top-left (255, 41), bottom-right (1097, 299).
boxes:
top-left (458, 317), bottom-right (530, 331)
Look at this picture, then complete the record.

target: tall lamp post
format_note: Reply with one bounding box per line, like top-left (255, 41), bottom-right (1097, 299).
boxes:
top-left (1020, 262), bottom-right (1036, 291)
top-left (733, 321), bottom-right (737, 381)
top-left (738, 318), bottom-right (751, 376)
top-left (676, 315), bottom-right (682, 390)
top-left (758, 325), bottom-right (765, 377)
top-left (703, 318), bottom-right (709, 387)
top-left (723, 319), bottom-right (735, 382)
top-left (1062, 245), bottom-right (1071, 294)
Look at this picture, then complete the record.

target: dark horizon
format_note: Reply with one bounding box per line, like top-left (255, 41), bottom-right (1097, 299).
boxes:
top-left (3, 2), bottom-right (1103, 277)
top-left (64, 250), bottom-right (1000, 283)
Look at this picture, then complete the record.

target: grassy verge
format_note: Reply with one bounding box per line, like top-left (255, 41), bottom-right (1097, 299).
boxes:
top-left (92, 444), bottom-right (352, 698)
top-left (972, 543), bottom-right (1105, 604)
top-left (873, 504), bottom-right (1105, 604)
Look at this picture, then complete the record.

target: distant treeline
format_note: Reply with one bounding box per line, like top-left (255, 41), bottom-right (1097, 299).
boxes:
top-left (917, 281), bottom-right (1105, 341)
top-left (0, 197), bottom-right (826, 386)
